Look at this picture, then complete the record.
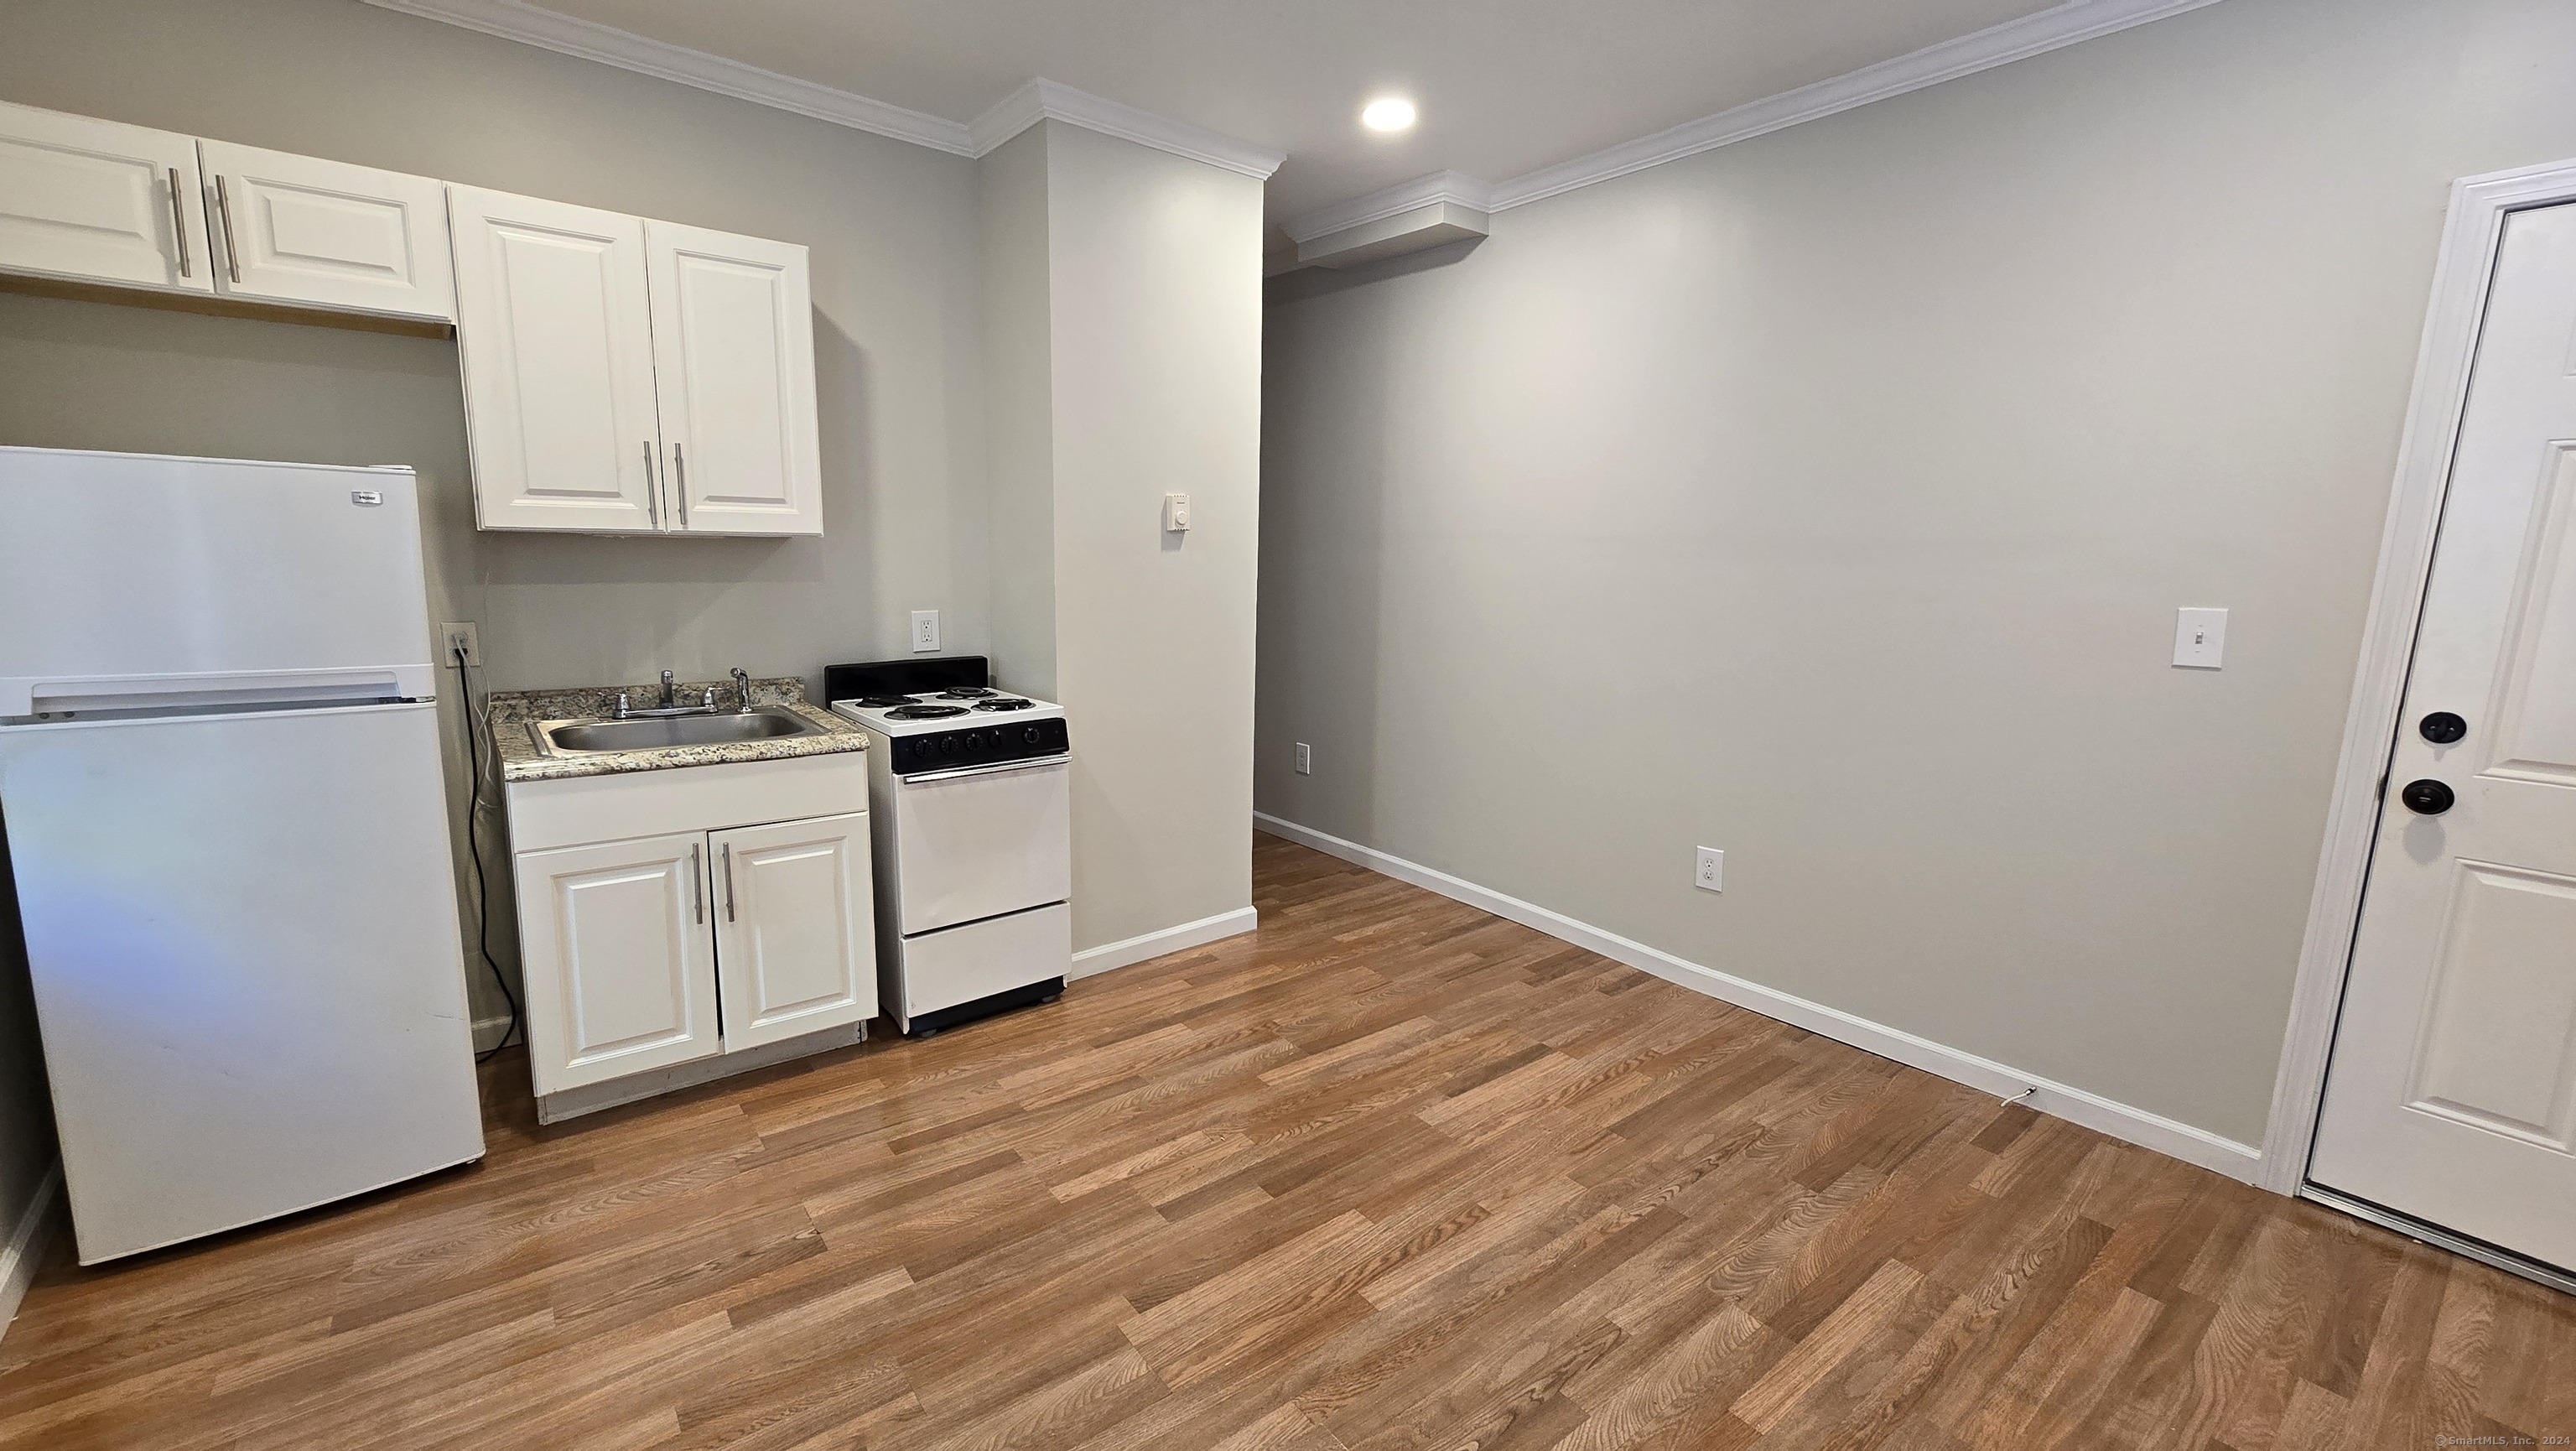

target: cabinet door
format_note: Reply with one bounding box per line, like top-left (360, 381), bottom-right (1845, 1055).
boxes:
top-left (0, 100), bottom-right (210, 294)
top-left (646, 221), bottom-right (823, 536)
top-left (710, 813), bottom-right (876, 1051)
top-left (199, 140), bottom-right (453, 320)
top-left (513, 833), bottom-right (720, 1095)
top-left (449, 186), bottom-right (662, 533)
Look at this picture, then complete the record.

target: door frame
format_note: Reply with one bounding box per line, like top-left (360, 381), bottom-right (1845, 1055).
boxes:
top-left (2260, 156), bottom-right (2576, 1196)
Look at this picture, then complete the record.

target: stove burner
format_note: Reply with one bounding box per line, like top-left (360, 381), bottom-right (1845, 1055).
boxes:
top-left (886, 704), bottom-right (970, 720)
top-left (973, 698), bottom-right (1034, 711)
top-left (855, 694), bottom-right (917, 709)
top-left (935, 688), bottom-right (997, 699)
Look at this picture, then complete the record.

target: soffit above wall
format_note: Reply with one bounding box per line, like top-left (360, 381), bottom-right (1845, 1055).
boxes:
top-left (363, 0), bottom-right (2225, 231)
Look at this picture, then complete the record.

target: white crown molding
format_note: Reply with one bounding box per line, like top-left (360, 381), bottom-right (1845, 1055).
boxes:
top-left (361, 0), bottom-right (974, 152)
top-left (969, 80), bottom-right (1284, 179)
top-left (1283, 171), bottom-right (1494, 246)
top-left (361, 0), bottom-right (1282, 178)
top-left (1488, 0), bottom-right (2226, 212)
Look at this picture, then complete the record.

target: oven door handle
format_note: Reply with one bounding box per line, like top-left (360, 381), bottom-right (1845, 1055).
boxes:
top-left (900, 754), bottom-right (1071, 785)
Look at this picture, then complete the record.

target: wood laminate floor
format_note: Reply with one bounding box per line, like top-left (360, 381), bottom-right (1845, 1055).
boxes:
top-left (3, 834), bottom-right (2571, 1449)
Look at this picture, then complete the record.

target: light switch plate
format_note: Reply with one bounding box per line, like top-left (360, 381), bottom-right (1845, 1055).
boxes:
top-left (1164, 493), bottom-right (1192, 532)
top-left (911, 610), bottom-right (940, 653)
top-left (1696, 847), bottom-right (1723, 892)
top-left (2174, 607), bottom-right (2227, 668)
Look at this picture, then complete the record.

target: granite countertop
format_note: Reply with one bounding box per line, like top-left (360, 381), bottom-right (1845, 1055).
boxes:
top-left (489, 677), bottom-right (868, 783)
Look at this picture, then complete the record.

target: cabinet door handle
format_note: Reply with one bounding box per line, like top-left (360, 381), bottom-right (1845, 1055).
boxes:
top-left (689, 843), bottom-right (704, 923)
top-left (643, 441), bottom-right (660, 528)
top-left (213, 173), bottom-right (242, 283)
top-left (722, 843), bottom-right (737, 922)
top-left (673, 442), bottom-right (689, 530)
top-left (166, 168), bottom-right (191, 278)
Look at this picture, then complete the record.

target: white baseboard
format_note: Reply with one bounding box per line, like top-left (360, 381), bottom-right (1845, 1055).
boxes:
top-left (1071, 906), bottom-right (1259, 981)
top-left (473, 1014), bottom-right (514, 1053)
top-left (1254, 813), bottom-right (2263, 1184)
top-left (0, 1162), bottom-right (61, 1342)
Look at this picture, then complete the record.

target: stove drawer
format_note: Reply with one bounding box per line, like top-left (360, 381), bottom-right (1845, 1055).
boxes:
top-left (894, 902), bottom-right (1068, 1021)
top-left (890, 756), bottom-right (1070, 934)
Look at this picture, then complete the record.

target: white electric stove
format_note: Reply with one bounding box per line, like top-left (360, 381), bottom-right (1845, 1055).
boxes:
top-left (825, 657), bottom-right (1070, 1036)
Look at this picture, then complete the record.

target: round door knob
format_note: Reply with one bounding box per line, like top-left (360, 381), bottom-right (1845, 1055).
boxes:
top-left (2400, 779), bottom-right (2454, 815)
top-left (2419, 711), bottom-right (2468, 745)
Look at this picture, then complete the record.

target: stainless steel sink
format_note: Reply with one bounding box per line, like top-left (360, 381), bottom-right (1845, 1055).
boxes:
top-left (536, 705), bottom-right (829, 756)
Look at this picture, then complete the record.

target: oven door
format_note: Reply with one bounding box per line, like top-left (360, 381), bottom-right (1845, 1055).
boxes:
top-left (891, 755), bottom-right (1072, 934)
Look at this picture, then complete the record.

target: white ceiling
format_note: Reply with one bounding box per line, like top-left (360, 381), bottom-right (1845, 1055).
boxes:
top-left (500, 0), bottom-right (2063, 230)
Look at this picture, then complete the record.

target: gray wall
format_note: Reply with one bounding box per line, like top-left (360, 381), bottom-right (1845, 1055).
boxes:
top-left (0, 0), bottom-right (989, 1042)
top-left (1043, 124), bottom-right (1265, 953)
top-left (1255, 0), bottom-right (2576, 1147)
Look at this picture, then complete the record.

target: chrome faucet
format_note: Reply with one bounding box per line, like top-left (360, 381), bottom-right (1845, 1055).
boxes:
top-left (731, 668), bottom-right (753, 712)
top-left (659, 669), bottom-right (677, 710)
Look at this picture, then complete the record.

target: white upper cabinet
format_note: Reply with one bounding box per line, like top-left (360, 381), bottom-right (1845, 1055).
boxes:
top-left (449, 185), bottom-right (663, 533)
top-left (198, 140), bottom-right (453, 320)
top-left (0, 100), bottom-right (210, 294)
top-left (647, 221), bottom-right (823, 537)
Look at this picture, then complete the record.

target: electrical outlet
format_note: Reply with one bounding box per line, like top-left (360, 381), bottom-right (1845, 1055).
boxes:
top-left (440, 621), bottom-right (480, 667)
top-left (1695, 847), bottom-right (1723, 892)
top-left (911, 610), bottom-right (940, 653)
top-left (1294, 742), bottom-right (1312, 775)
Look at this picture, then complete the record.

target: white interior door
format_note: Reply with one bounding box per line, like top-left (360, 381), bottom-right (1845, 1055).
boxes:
top-left (0, 99), bottom-right (210, 294)
top-left (449, 186), bottom-right (663, 533)
top-left (711, 813), bottom-right (876, 1051)
top-left (645, 220), bottom-right (822, 536)
top-left (2311, 200), bottom-right (2576, 1272)
top-left (199, 140), bottom-right (453, 320)
top-left (513, 832), bottom-right (719, 1095)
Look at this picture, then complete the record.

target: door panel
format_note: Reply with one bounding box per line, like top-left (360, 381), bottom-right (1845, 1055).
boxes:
top-left (200, 140), bottom-right (453, 320)
top-left (890, 760), bottom-right (1072, 935)
top-left (449, 186), bottom-right (662, 533)
top-left (711, 813), bottom-right (875, 1051)
top-left (0, 99), bottom-right (209, 294)
top-left (2313, 200), bottom-right (2576, 1272)
top-left (514, 833), bottom-right (719, 1095)
top-left (0, 705), bottom-right (483, 1263)
top-left (646, 221), bottom-right (822, 536)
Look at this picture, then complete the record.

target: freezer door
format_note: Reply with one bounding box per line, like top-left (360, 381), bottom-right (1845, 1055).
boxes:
top-left (0, 447), bottom-right (438, 715)
top-left (0, 702), bottom-right (485, 1262)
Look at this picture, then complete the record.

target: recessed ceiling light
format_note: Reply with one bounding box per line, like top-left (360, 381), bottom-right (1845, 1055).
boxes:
top-left (1360, 97), bottom-right (1416, 133)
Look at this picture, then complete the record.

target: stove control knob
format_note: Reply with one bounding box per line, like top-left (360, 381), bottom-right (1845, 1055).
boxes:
top-left (964, 732), bottom-right (984, 750)
top-left (939, 736), bottom-right (959, 755)
top-left (1024, 726), bottom-right (1041, 744)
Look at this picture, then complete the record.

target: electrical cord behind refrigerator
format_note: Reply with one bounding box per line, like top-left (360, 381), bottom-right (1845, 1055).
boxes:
top-left (451, 643), bottom-right (521, 1063)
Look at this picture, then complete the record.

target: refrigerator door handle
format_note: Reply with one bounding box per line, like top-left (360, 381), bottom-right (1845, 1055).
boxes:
top-left (5, 667), bottom-right (431, 718)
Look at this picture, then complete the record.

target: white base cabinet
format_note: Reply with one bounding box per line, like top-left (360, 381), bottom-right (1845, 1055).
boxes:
top-left (506, 754), bottom-right (876, 1107)
top-left (514, 831), bottom-right (722, 1095)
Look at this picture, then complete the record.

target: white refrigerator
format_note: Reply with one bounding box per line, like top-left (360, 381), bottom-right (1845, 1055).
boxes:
top-left (0, 445), bottom-right (485, 1263)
